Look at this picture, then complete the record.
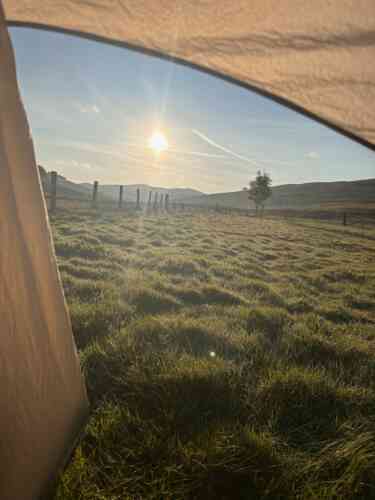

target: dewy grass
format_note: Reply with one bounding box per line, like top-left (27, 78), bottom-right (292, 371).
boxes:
top-left (53, 210), bottom-right (375, 499)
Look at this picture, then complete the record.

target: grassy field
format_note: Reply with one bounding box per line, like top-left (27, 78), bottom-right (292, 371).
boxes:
top-left (52, 209), bottom-right (375, 500)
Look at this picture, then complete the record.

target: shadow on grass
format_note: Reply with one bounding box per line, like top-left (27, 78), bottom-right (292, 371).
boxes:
top-left (68, 402), bottom-right (288, 500)
top-left (254, 367), bottom-right (374, 449)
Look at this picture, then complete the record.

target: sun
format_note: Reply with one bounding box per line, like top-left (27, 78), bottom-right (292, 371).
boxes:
top-left (149, 131), bottom-right (168, 153)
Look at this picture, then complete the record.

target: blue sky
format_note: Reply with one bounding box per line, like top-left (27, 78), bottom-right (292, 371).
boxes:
top-left (10, 27), bottom-right (375, 193)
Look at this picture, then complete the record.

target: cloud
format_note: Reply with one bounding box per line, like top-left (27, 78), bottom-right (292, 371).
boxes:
top-left (74, 161), bottom-right (92, 169)
top-left (49, 139), bottom-right (115, 157)
top-left (55, 159), bottom-right (93, 169)
top-left (125, 141), bottom-right (227, 160)
top-left (305, 151), bottom-right (320, 159)
top-left (50, 139), bottom-right (164, 172)
top-left (76, 103), bottom-right (100, 114)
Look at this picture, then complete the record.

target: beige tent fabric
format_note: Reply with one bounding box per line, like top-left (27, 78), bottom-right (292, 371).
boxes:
top-left (0, 5), bottom-right (88, 500)
top-left (3, 0), bottom-right (375, 148)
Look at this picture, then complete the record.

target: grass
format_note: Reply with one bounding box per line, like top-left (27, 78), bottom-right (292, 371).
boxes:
top-left (52, 209), bottom-right (375, 499)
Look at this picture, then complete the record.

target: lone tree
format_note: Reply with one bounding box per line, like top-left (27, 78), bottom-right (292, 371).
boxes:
top-left (245, 170), bottom-right (272, 215)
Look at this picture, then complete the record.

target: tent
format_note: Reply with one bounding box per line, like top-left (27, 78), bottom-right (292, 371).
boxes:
top-left (0, 6), bottom-right (89, 500)
top-left (0, 1), bottom-right (374, 499)
top-left (4, 0), bottom-right (375, 149)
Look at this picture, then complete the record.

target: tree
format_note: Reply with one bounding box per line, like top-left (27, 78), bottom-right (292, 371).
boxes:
top-left (245, 170), bottom-right (272, 215)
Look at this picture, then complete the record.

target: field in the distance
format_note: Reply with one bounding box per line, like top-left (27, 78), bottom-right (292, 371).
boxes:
top-left (52, 210), bottom-right (375, 499)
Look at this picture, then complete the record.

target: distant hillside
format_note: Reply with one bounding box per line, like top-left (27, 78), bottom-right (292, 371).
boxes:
top-left (185, 179), bottom-right (375, 210)
top-left (89, 184), bottom-right (203, 203)
top-left (39, 166), bottom-right (92, 200)
top-left (39, 167), bottom-right (203, 202)
top-left (39, 166), bottom-right (374, 211)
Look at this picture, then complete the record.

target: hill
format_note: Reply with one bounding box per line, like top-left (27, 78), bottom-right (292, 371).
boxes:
top-left (39, 166), bottom-right (93, 200)
top-left (39, 166), bottom-right (375, 210)
top-left (39, 167), bottom-right (203, 202)
top-left (87, 184), bottom-right (203, 203)
top-left (185, 179), bottom-right (375, 210)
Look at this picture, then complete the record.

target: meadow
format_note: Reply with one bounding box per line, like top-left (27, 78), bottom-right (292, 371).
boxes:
top-left (52, 208), bottom-right (375, 499)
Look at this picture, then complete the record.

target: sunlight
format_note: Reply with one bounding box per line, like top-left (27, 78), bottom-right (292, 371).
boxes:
top-left (149, 131), bottom-right (169, 153)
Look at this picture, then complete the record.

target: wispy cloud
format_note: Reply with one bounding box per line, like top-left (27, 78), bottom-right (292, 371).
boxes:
top-left (55, 159), bottom-right (94, 169)
top-left (76, 103), bottom-right (100, 114)
top-left (51, 140), bottom-right (111, 156)
top-left (305, 151), bottom-right (320, 159)
top-left (49, 139), bottom-right (166, 172)
top-left (162, 148), bottom-right (228, 160)
top-left (125, 141), bottom-right (227, 160)
top-left (74, 161), bottom-right (92, 169)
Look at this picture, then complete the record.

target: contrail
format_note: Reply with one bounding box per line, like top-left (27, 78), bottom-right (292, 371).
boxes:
top-left (192, 129), bottom-right (259, 167)
top-left (125, 142), bottom-right (227, 160)
top-left (166, 148), bottom-right (227, 160)
top-left (192, 129), bottom-right (297, 169)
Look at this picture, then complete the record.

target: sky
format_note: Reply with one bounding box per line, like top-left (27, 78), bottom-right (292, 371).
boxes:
top-left (9, 27), bottom-right (375, 194)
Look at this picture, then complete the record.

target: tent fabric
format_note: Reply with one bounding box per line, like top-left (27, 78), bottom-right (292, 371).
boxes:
top-left (3, 0), bottom-right (375, 149)
top-left (0, 5), bottom-right (89, 500)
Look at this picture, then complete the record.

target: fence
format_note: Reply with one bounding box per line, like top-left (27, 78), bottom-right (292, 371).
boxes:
top-left (182, 204), bottom-right (375, 227)
top-left (45, 172), bottom-right (179, 213)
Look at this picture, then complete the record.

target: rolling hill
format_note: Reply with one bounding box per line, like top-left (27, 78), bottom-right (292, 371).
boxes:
top-left (184, 179), bottom-right (375, 210)
top-left (39, 166), bottom-right (375, 210)
top-left (39, 166), bottom-right (93, 200)
top-left (39, 167), bottom-right (203, 202)
top-left (83, 184), bottom-right (203, 203)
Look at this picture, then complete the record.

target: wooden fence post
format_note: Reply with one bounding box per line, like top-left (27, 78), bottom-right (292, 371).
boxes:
top-left (119, 185), bottom-right (124, 208)
top-left (148, 191), bottom-right (152, 207)
top-left (92, 181), bottom-right (98, 208)
top-left (50, 171), bottom-right (57, 212)
top-left (160, 194), bottom-right (164, 209)
top-left (136, 188), bottom-right (140, 209)
top-left (154, 192), bottom-right (158, 209)
top-left (165, 193), bottom-right (169, 211)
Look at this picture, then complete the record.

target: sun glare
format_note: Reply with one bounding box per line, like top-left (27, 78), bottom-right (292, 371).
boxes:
top-left (149, 131), bottom-right (168, 153)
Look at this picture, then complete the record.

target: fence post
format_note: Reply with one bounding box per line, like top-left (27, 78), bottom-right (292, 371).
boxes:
top-left (160, 194), bottom-right (164, 209)
top-left (119, 185), bottom-right (124, 209)
top-left (165, 193), bottom-right (169, 211)
top-left (136, 188), bottom-right (140, 209)
top-left (148, 191), bottom-right (152, 207)
top-left (50, 171), bottom-right (57, 212)
top-left (92, 181), bottom-right (98, 208)
top-left (154, 192), bottom-right (158, 210)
